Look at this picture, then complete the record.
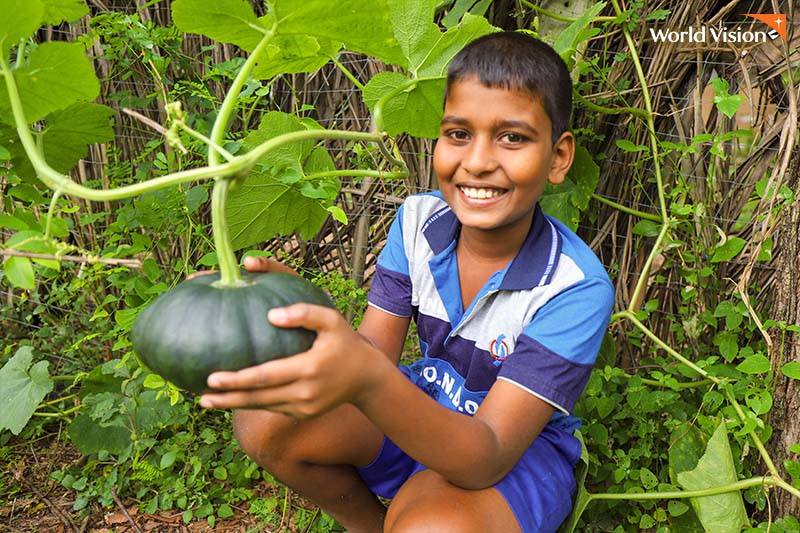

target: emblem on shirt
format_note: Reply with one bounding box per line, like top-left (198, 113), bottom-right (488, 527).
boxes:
top-left (489, 334), bottom-right (510, 366)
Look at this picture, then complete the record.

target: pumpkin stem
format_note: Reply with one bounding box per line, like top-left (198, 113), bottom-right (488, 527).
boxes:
top-left (207, 31), bottom-right (275, 286)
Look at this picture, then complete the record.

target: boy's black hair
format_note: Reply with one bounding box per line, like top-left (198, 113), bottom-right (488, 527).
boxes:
top-left (445, 31), bottom-right (572, 143)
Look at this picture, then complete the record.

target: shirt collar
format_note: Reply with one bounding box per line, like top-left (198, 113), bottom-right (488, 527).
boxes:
top-left (421, 202), bottom-right (562, 290)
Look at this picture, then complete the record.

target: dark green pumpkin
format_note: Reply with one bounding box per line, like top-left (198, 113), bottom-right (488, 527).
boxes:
top-left (131, 272), bottom-right (335, 393)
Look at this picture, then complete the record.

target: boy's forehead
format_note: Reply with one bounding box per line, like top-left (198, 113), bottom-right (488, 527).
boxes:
top-left (445, 77), bottom-right (547, 113)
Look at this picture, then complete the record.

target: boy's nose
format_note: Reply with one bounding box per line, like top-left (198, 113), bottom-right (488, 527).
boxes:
top-left (461, 139), bottom-right (499, 176)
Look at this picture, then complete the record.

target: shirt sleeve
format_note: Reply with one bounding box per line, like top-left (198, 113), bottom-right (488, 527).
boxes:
top-left (497, 275), bottom-right (614, 413)
top-left (367, 205), bottom-right (414, 317)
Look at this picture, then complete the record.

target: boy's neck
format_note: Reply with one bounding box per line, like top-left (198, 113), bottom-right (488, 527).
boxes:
top-left (456, 213), bottom-right (534, 265)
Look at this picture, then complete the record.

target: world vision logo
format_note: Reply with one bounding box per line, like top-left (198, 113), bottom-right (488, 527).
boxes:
top-left (649, 13), bottom-right (787, 43)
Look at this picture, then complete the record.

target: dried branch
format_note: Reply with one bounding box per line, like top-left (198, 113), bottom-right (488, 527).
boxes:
top-left (0, 248), bottom-right (142, 268)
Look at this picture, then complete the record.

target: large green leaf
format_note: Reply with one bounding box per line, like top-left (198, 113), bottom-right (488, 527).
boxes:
top-left (67, 411), bottom-right (132, 455)
top-left (252, 35), bottom-right (341, 79)
top-left (40, 0), bottom-right (88, 25)
top-left (386, 0), bottom-right (439, 74)
top-left (359, 3), bottom-right (494, 137)
top-left (0, 41), bottom-right (100, 125)
top-left (417, 14), bottom-right (496, 77)
top-left (362, 71), bottom-right (445, 138)
top-left (0, 346), bottom-right (53, 435)
top-left (272, 0), bottom-right (405, 67)
top-left (387, 1), bottom-right (496, 78)
top-left (540, 144), bottom-right (600, 230)
top-left (226, 112), bottom-right (338, 250)
top-left (669, 423), bottom-right (707, 480)
top-left (0, 0), bottom-right (43, 55)
top-left (41, 102), bottom-right (115, 173)
top-left (556, 430), bottom-right (591, 533)
top-left (7, 101), bottom-right (115, 178)
top-left (552, 1), bottom-right (606, 65)
top-left (171, 0), bottom-right (268, 52)
top-left (676, 421), bottom-right (749, 532)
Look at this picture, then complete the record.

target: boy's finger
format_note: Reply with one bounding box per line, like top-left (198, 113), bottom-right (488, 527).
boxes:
top-left (206, 353), bottom-right (306, 390)
top-left (186, 269), bottom-right (218, 280)
top-left (267, 303), bottom-right (342, 331)
top-left (244, 256), bottom-right (297, 275)
top-left (199, 387), bottom-right (289, 410)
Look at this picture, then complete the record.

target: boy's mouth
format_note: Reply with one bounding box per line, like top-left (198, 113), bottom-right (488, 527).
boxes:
top-left (458, 185), bottom-right (506, 200)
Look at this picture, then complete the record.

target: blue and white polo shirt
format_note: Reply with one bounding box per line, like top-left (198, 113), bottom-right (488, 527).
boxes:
top-left (368, 191), bottom-right (614, 432)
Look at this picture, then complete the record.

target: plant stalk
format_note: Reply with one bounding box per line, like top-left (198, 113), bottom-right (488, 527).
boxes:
top-left (207, 31), bottom-right (275, 286)
top-left (587, 475), bottom-right (799, 501)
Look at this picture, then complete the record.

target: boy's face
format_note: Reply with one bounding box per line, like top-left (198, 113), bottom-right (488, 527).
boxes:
top-left (434, 77), bottom-right (574, 236)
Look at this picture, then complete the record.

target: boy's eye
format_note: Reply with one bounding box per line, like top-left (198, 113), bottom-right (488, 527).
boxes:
top-left (445, 129), bottom-right (470, 141)
top-left (501, 133), bottom-right (527, 144)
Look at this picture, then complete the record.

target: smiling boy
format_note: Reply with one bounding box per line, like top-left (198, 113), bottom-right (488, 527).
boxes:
top-left (200, 31), bottom-right (614, 532)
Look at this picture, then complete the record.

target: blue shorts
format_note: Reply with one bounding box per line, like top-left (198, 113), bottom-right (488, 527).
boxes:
top-left (356, 415), bottom-right (581, 533)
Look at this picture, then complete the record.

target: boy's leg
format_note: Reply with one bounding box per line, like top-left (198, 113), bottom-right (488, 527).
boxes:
top-left (233, 406), bottom-right (386, 533)
top-left (384, 469), bottom-right (521, 533)
top-left (385, 424), bottom-right (580, 533)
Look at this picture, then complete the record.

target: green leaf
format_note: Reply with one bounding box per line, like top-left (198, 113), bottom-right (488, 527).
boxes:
top-left (33, 102), bottom-right (115, 174)
top-left (171, 0), bottom-right (267, 52)
top-left (40, 0), bottom-right (88, 25)
top-left (639, 467), bottom-right (659, 489)
top-left (416, 14), bottom-right (496, 77)
top-left (160, 450), bottom-right (177, 469)
top-left (0, 346), bottom-right (54, 435)
top-left (0, 0), bottom-right (43, 56)
top-left (218, 504), bottom-right (234, 518)
top-left (3, 256), bottom-right (36, 289)
top-left (710, 77), bottom-right (744, 119)
top-left (556, 430), bottom-right (590, 533)
top-left (273, 0), bottom-right (405, 66)
top-left (362, 71), bottom-right (445, 138)
top-left (442, 0), bottom-right (485, 28)
top-left (736, 353), bottom-right (771, 374)
top-left (67, 412), bottom-right (132, 455)
top-left (669, 423), bottom-right (707, 481)
top-left (185, 184), bottom-right (209, 215)
top-left (616, 139), bottom-right (649, 152)
top-left (540, 144), bottom-right (599, 230)
top-left (252, 35), bottom-right (341, 79)
top-left (0, 214), bottom-right (29, 231)
top-left (0, 41), bottom-right (100, 125)
top-left (632, 219), bottom-right (662, 237)
top-left (714, 94), bottom-right (744, 119)
top-left (552, 2), bottom-right (606, 64)
top-left (781, 361), bottom-right (800, 380)
top-left (713, 330), bottom-right (739, 362)
top-left (668, 500), bottom-right (690, 517)
top-left (226, 112), bottom-right (338, 250)
top-left (386, 0), bottom-right (439, 74)
top-left (711, 236), bottom-right (746, 263)
top-left (676, 421), bottom-right (749, 532)
top-left (327, 205), bottom-right (348, 224)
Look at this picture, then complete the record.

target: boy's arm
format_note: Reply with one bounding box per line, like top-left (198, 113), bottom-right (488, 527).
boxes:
top-left (356, 305), bottom-right (410, 365)
top-left (352, 346), bottom-right (555, 488)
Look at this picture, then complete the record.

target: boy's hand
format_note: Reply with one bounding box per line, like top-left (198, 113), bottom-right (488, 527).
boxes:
top-left (198, 303), bottom-right (382, 419)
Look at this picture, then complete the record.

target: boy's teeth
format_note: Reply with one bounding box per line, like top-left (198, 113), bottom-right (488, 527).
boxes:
top-left (460, 186), bottom-right (502, 199)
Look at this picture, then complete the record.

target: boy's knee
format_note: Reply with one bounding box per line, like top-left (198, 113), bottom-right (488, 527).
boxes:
top-left (386, 505), bottom-right (477, 533)
top-left (385, 471), bottom-right (520, 533)
top-left (232, 409), bottom-right (297, 465)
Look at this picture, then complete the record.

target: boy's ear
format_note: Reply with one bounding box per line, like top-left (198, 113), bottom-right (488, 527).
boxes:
top-left (547, 132), bottom-right (575, 185)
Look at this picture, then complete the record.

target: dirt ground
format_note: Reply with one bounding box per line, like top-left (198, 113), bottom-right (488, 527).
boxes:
top-left (0, 437), bottom-right (317, 533)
